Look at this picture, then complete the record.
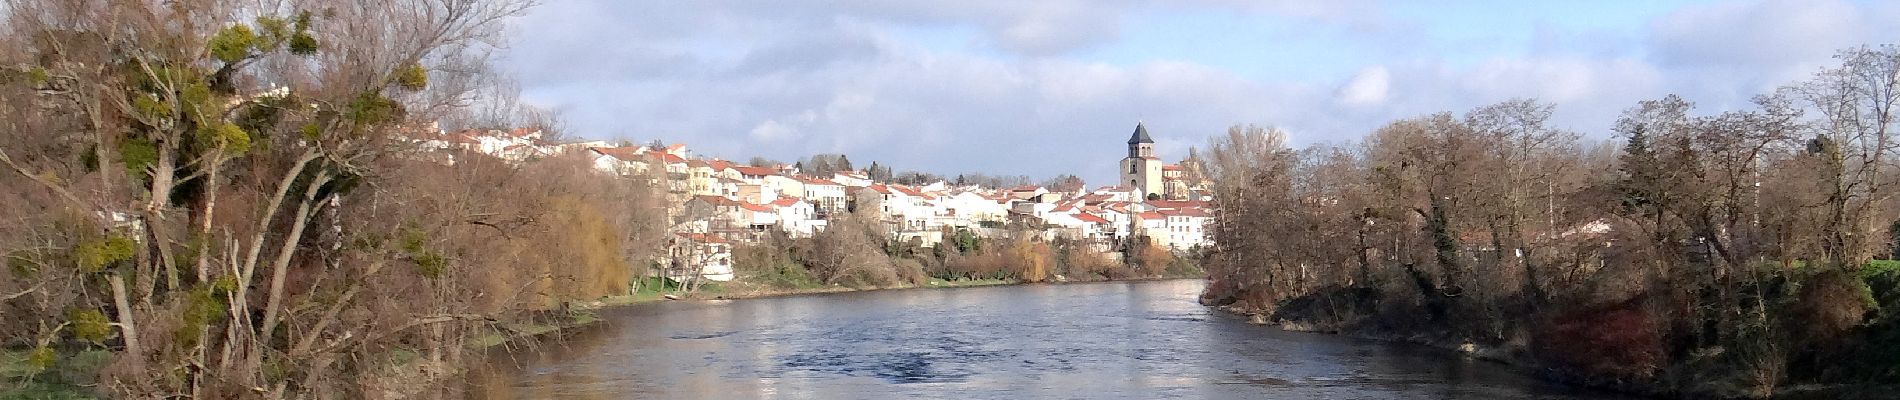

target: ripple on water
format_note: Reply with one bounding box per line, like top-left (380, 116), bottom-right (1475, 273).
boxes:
top-left (668, 330), bottom-right (740, 340)
top-left (483, 280), bottom-right (1635, 400)
top-left (779, 349), bottom-right (983, 384)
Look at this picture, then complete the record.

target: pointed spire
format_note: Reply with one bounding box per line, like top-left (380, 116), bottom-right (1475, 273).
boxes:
top-left (1127, 122), bottom-right (1154, 145)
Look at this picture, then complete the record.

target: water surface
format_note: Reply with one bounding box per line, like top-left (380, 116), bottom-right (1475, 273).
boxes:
top-left (467, 279), bottom-right (1631, 399)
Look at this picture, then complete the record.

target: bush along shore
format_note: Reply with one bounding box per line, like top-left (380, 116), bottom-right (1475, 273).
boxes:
top-left (1207, 264), bottom-right (1900, 399)
top-left (1197, 45), bottom-right (1900, 399)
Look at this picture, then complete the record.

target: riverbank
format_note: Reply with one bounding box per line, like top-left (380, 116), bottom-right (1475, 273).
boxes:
top-left (1210, 298), bottom-right (1897, 400)
top-left (503, 274), bottom-right (1201, 348)
top-left (1210, 303), bottom-right (1667, 398)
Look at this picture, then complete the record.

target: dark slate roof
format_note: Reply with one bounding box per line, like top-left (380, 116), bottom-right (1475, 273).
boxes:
top-left (1127, 122), bottom-right (1154, 144)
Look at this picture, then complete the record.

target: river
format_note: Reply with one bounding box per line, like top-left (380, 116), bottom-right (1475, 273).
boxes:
top-left (463, 279), bottom-right (1633, 399)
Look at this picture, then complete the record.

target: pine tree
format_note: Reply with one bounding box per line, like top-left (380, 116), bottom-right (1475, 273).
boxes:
top-left (1615, 125), bottom-right (1659, 211)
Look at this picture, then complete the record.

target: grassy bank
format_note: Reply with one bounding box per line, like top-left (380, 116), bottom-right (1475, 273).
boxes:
top-left (1, 349), bottom-right (109, 399)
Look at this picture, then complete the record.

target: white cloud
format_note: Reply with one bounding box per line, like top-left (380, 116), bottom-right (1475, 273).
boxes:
top-left (500, 0), bottom-right (1900, 184)
top-left (1337, 66), bottom-right (1390, 106)
top-left (1650, 0), bottom-right (1864, 68)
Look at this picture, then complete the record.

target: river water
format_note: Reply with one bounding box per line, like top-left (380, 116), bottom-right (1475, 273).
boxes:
top-left (464, 279), bottom-right (1632, 399)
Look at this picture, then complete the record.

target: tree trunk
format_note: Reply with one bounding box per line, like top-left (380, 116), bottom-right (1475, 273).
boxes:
top-left (260, 170), bottom-right (334, 345)
top-left (109, 273), bottom-right (143, 366)
top-left (149, 141), bottom-right (180, 291)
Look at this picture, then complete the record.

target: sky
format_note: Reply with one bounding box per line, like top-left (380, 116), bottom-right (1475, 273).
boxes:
top-left (500, 0), bottom-right (1900, 185)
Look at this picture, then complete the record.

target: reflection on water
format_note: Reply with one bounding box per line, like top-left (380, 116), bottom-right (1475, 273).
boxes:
top-left (460, 280), bottom-right (1633, 399)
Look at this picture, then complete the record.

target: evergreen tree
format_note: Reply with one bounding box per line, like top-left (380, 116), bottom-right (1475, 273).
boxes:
top-left (1615, 125), bottom-right (1659, 211)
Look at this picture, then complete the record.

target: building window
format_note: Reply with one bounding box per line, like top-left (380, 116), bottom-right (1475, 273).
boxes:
top-left (1130, 164), bottom-right (1137, 174)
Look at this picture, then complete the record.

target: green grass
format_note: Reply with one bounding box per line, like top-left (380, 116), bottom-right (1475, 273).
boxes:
top-left (0, 350), bottom-right (35, 380)
top-left (1, 348), bottom-right (104, 400)
top-left (1865, 260), bottom-right (1900, 278)
top-left (0, 381), bottom-right (93, 400)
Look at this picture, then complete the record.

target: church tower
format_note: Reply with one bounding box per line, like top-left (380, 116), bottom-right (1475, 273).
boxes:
top-left (1119, 122), bottom-right (1163, 199)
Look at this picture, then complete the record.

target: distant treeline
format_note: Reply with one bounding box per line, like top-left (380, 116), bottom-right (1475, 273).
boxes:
top-left (1201, 45), bottom-right (1900, 398)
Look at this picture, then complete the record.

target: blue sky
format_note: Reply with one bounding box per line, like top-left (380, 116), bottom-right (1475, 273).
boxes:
top-left (502, 0), bottom-right (1900, 184)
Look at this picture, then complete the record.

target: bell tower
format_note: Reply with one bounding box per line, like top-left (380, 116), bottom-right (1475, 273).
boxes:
top-left (1118, 122), bottom-right (1162, 199)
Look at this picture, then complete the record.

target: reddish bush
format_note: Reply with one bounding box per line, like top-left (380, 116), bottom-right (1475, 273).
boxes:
top-left (1534, 299), bottom-right (1666, 383)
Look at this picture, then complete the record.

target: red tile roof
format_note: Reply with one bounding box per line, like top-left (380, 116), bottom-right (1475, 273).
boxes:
top-left (770, 197), bottom-right (802, 207)
top-left (591, 147), bottom-right (645, 161)
top-left (1159, 208), bottom-right (1212, 217)
top-left (795, 176), bottom-right (841, 186)
top-left (738, 202), bottom-right (775, 213)
top-left (1074, 213), bottom-right (1110, 224)
top-left (732, 165), bottom-right (777, 176)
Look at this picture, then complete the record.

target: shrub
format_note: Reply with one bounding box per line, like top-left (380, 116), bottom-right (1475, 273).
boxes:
top-left (1533, 299), bottom-right (1665, 383)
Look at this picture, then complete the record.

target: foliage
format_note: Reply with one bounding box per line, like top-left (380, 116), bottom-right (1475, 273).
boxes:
top-left (69, 236), bottom-right (133, 273)
top-left (733, 244), bottom-right (821, 289)
top-left (206, 24), bottom-right (256, 63)
top-left (67, 309), bottom-right (111, 343)
top-left (1202, 46), bottom-right (1900, 397)
top-left (396, 64), bottom-right (428, 90)
top-left (116, 138), bottom-right (157, 178)
top-left (398, 228), bottom-right (446, 279)
top-left (0, 1), bottom-right (542, 397)
top-left (346, 92), bottom-right (402, 126)
top-left (23, 346), bottom-right (56, 375)
top-left (1004, 238), bottom-right (1050, 283)
top-left (195, 122), bottom-right (251, 153)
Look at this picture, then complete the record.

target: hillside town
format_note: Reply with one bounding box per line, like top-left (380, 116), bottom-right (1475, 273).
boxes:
top-left (406, 123), bottom-right (1217, 283)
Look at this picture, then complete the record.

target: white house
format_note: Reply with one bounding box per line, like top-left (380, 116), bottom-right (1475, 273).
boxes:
top-left (943, 191), bottom-right (1007, 226)
top-left (771, 197), bottom-right (826, 237)
top-left (1134, 211), bottom-right (1169, 246)
top-left (832, 172), bottom-right (872, 187)
top-left (588, 147), bottom-right (648, 175)
top-left (1159, 207), bottom-right (1211, 250)
top-left (1008, 186), bottom-right (1048, 201)
top-left (796, 176), bottom-right (848, 215)
top-left (737, 201), bottom-right (779, 231)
